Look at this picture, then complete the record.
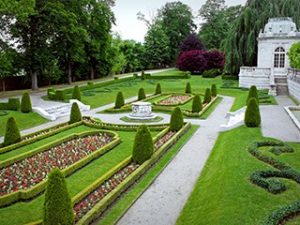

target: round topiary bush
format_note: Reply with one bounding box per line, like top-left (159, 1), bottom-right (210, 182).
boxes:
top-left (244, 97), bottom-right (261, 127)
top-left (203, 88), bottom-right (212, 104)
top-left (21, 92), bottom-right (32, 113)
top-left (247, 85), bottom-right (259, 103)
top-left (170, 107), bottom-right (184, 131)
top-left (155, 83), bottom-right (162, 95)
top-left (138, 88), bottom-right (146, 100)
top-left (69, 103), bottom-right (82, 124)
top-left (72, 85), bottom-right (81, 101)
top-left (211, 84), bottom-right (217, 97)
top-left (4, 117), bottom-right (21, 147)
top-left (43, 168), bottom-right (74, 225)
top-left (132, 125), bottom-right (154, 164)
top-left (192, 95), bottom-right (203, 113)
top-left (185, 82), bottom-right (192, 94)
top-left (115, 91), bottom-right (125, 109)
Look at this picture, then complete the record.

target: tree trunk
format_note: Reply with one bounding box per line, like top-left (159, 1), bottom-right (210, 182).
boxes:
top-left (67, 61), bottom-right (72, 84)
top-left (90, 66), bottom-right (95, 80)
top-left (1, 79), bottom-right (5, 92)
top-left (31, 71), bottom-right (38, 90)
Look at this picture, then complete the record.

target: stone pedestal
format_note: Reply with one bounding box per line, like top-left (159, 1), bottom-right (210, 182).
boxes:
top-left (128, 102), bottom-right (156, 120)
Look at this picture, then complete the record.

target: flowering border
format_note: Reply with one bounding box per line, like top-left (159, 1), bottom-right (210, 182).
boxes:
top-left (154, 94), bottom-right (193, 106)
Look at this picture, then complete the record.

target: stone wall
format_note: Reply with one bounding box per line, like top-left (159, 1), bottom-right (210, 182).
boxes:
top-left (239, 67), bottom-right (271, 89)
top-left (288, 69), bottom-right (300, 102)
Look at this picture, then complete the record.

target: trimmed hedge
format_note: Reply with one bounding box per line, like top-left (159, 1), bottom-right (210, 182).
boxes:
top-left (192, 95), bottom-right (203, 113)
top-left (21, 92), bottom-right (32, 113)
top-left (185, 82), bottom-right (192, 94)
top-left (4, 117), bottom-right (21, 147)
top-left (211, 84), bottom-right (217, 97)
top-left (132, 125), bottom-right (154, 164)
top-left (202, 69), bottom-right (221, 78)
top-left (203, 88), bottom-right (211, 104)
top-left (43, 168), bottom-right (74, 225)
top-left (244, 97), bottom-right (261, 127)
top-left (247, 85), bottom-right (259, 103)
top-left (72, 85), bottom-right (81, 101)
top-left (155, 83), bottom-right (162, 95)
top-left (170, 107), bottom-right (184, 131)
top-left (0, 98), bottom-right (20, 111)
top-left (69, 103), bottom-right (82, 124)
top-left (138, 88), bottom-right (146, 101)
top-left (114, 92), bottom-right (125, 109)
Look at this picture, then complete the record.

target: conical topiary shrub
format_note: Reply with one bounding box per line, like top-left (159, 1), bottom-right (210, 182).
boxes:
top-left (244, 97), bottom-right (261, 127)
top-left (69, 103), bottom-right (82, 124)
top-left (185, 82), bottom-right (192, 94)
top-left (4, 117), bottom-right (21, 146)
top-left (192, 95), bottom-right (203, 113)
top-left (170, 107), bottom-right (184, 131)
top-left (132, 125), bottom-right (154, 164)
top-left (203, 88), bottom-right (211, 104)
top-left (247, 85), bottom-right (259, 104)
top-left (115, 91), bottom-right (125, 109)
top-left (138, 88), bottom-right (146, 100)
top-left (72, 85), bottom-right (81, 101)
top-left (155, 83), bottom-right (162, 95)
top-left (211, 84), bottom-right (217, 97)
top-left (43, 168), bottom-right (74, 225)
top-left (21, 92), bottom-right (32, 113)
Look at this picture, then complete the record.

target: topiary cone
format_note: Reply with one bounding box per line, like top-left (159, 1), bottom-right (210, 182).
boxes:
top-left (69, 103), bottom-right (82, 124)
top-left (132, 125), bottom-right (154, 164)
top-left (170, 107), bottom-right (184, 131)
top-left (247, 85), bottom-right (259, 104)
top-left (185, 82), bottom-right (192, 94)
top-left (211, 84), bottom-right (217, 97)
top-left (203, 88), bottom-right (212, 104)
top-left (72, 85), bottom-right (81, 101)
top-left (43, 168), bottom-right (74, 225)
top-left (115, 91), bottom-right (125, 109)
top-left (155, 83), bottom-right (162, 95)
top-left (21, 92), bottom-right (32, 113)
top-left (4, 117), bottom-right (21, 146)
top-left (244, 97), bottom-right (261, 127)
top-left (138, 88), bottom-right (146, 100)
top-left (192, 95), bottom-right (203, 113)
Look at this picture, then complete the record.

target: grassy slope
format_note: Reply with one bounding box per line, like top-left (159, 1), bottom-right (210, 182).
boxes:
top-left (0, 130), bottom-right (158, 225)
top-left (0, 111), bottom-right (48, 137)
top-left (176, 126), bottom-right (300, 225)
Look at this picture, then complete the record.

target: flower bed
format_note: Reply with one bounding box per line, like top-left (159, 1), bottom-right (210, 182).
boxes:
top-left (73, 130), bottom-right (176, 222)
top-left (0, 133), bottom-right (113, 196)
top-left (156, 94), bottom-right (192, 106)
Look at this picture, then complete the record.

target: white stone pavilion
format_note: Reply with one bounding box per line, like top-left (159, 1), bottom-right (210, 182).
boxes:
top-left (239, 17), bottom-right (300, 95)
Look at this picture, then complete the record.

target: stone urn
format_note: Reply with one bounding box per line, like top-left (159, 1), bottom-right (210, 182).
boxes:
top-left (128, 102), bottom-right (156, 120)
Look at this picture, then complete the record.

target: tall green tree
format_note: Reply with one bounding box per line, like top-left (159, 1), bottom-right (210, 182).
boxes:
top-left (288, 42), bottom-right (300, 69)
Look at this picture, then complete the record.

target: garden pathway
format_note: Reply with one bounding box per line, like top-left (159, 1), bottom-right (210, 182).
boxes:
top-left (260, 96), bottom-right (300, 142)
top-left (116, 96), bottom-right (234, 225)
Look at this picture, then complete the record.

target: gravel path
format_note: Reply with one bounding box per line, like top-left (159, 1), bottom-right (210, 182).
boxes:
top-left (116, 96), bottom-right (234, 225)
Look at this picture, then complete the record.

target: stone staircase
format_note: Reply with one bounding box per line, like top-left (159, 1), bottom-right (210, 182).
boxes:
top-left (275, 76), bottom-right (289, 95)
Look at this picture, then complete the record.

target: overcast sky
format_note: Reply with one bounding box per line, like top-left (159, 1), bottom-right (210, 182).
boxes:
top-left (112, 0), bottom-right (248, 42)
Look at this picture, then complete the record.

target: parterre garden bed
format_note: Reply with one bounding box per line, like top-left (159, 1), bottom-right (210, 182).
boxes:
top-left (0, 116), bottom-right (191, 225)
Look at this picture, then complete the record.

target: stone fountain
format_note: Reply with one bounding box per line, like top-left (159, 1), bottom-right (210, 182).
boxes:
top-left (128, 102), bottom-right (157, 120)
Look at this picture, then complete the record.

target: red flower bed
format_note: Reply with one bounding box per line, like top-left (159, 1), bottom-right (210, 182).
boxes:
top-left (0, 133), bottom-right (113, 195)
top-left (158, 95), bottom-right (191, 106)
top-left (73, 130), bottom-right (176, 221)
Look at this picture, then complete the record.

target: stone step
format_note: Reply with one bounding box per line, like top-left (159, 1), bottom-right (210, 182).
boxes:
top-left (276, 85), bottom-right (289, 95)
top-left (275, 77), bottom-right (288, 84)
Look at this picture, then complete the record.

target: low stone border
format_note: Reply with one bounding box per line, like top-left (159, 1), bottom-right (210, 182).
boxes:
top-left (284, 106), bottom-right (300, 131)
top-left (120, 116), bottom-right (164, 123)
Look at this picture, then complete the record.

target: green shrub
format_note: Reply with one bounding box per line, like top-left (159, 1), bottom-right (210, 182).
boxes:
top-left (115, 92), bottom-right (125, 109)
top-left (138, 88), bottom-right (146, 100)
top-left (170, 107), bottom-right (184, 131)
top-left (87, 81), bottom-right (94, 87)
top-left (244, 97), bottom-right (261, 127)
top-left (21, 92), bottom-right (32, 113)
top-left (56, 90), bottom-right (66, 101)
top-left (211, 84), bottom-right (217, 97)
top-left (155, 83), bottom-right (162, 95)
top-left (247, 85), bottom-right (259, 103)
top-left (141, 70), bottom-right (145, 80)
top-left (203, 88), bottom-right (212, 104)
top-left (192, 95), bottom-right (203, 113)
top-left (185, 82), bottom-right (192, 94)
top-left (69, 103), bottom-right (82, 124)
top-left (4, 117), bottom-right (21, 146)
top-left (43, 168), bottom-right (74, 225)
top-left (7, 98), bottom-right (20, 111)
top-left (132, 125), bottom-right (154, 164)
top-left (72, 85), bottom-right (81, 101)
top-left (202, 69), bottom-right (221, 78)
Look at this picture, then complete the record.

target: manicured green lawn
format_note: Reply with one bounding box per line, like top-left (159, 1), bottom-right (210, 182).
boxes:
top-left (176, 126), bottom-right (300, 225)
top-left (0, 111), bottom-right (48, 137)
top-left (0, 130), bottom-right (159, 225)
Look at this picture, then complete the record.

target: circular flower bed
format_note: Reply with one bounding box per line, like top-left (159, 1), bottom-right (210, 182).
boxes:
top-left (73, 130), bottom-right (176, 221)
top-left (0, 133), bottom-right (113, 195)
top-left (157, 95), bottom-right (192, 106)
